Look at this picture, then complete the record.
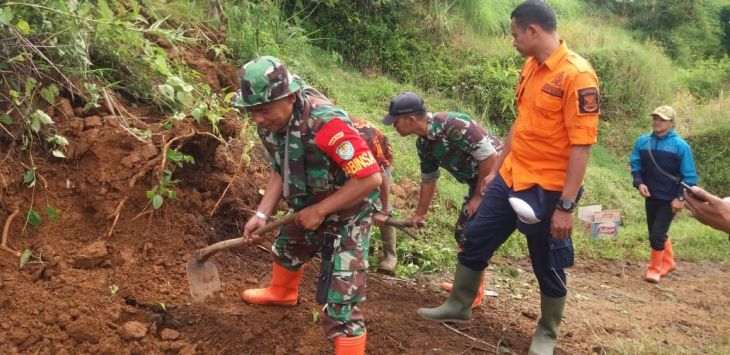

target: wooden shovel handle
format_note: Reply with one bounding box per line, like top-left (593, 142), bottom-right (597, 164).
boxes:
top-left (383, 218), bottom-right (414, 228)
top-left (194, 213), bottom-right (296, 262)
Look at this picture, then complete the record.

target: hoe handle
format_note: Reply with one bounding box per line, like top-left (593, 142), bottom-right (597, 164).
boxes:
top-left (194, 213), bottom-right (296, 262)
top-left (383, 218), bottom-right (414, 228)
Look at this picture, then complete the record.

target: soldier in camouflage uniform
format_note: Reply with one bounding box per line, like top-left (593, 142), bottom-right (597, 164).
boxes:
top-left (381, 92), bottom-right (501, 308)
top-left (350, 116), bottom-right (399, 274)
top-left (233, 56), bottom-right (381, 354)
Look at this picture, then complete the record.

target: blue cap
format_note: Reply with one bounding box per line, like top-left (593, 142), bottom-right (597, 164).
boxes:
top-left (382, 92), bottom-right (426, 125)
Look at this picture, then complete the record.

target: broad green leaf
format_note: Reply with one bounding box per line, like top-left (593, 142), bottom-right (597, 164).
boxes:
top-left (191, 105), bottom-right (205, 120)
top-left (0, 8), bottom-right (14, 26)
top-left (152, 55), bottom-right (170, 76)
top-left (40, 85), bottom-right (59, 105)
top-left (46, 206), bottom-right (59, 221)
top-left (52, 150), bottom-right (66, 158)
top-left (19, 249), bottom-right (31, 269)
top-left (30, 117), bottom-right (41, 133)
top-left (15, 19), bottom-right (30, 35)
top-left (25, 78), bottom-right (37, 98)
top-left (158, 84), bottom-right (175, 101)
top-left (166, 149), bottom-right (183, 162)
top-left (167, 190), bottom-right (177, 200)
top-left (224, 91), bottom-right (237, 104)
top-left (146, 188), bottom-right (156, 199)
top-left (167, 76), bottom-right (193, 93)
top-left (22, 169), bottom-right (35, 186)
top-left (176, 91), bottom-right (194, 107)
top-left (0, 115), bottom-right (11, 124)
top-left (47, 135), bottom-right (69, 147)
top-left (32, 110), bottom-right (54, 125)
top-left (27, 209), bottom-right (42, 226)
top-left (152, 194), bottom-right (163, 209)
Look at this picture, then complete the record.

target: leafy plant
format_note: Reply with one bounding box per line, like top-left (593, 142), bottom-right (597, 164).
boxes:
top-left (19, 249), bottom-right (32, 269)
top-left (147, 170), bottom-right (178, 210)
top-left (166, 149), bottom-right (195, 168)
top-left (109, 284), bottom-right (119, 298)
top-left (18, 248), bottom-right (43, 269)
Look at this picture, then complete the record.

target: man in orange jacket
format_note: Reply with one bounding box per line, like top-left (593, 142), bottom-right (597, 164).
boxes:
top-left (418, 2), bottom-right (600, 354)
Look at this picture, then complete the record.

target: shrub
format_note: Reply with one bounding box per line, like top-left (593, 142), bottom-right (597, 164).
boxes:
top-left (583, 45), bottom-right (674, 121)
top-left (686, 124), bottom-right (730, 197)
top-left (678, 56), bottom-right (730, 101)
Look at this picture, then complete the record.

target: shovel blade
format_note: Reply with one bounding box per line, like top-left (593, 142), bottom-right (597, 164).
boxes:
top-left (186, 259), bottom-right (221, 302)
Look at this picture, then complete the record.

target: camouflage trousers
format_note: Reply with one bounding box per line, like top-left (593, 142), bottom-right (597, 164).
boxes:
top-left (271, 214), bottom-right (372, 338)
top-left (454, 182), bottom-right (477, 248)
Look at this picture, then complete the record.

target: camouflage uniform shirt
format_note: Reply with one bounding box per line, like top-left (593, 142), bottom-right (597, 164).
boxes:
top-left (257, 86), bottom-right (380, 214)
top-left (351, 116), bottom-right (393, 168)
top-left (417, 112), bottom-right (499, 185)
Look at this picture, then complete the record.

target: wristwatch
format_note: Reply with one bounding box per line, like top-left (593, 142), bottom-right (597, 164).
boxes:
top-left (556, 199), bottom-right (577, 213)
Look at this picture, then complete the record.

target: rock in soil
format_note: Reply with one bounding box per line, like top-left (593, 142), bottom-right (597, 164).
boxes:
top-left (65, 316), bottom-right (101, 344)
top-left (118, 321), bottom-right (148, 340)
top-left (72, 241), bottom-right (109, 268)
top-left (160, 328), bottom-right (180, 341)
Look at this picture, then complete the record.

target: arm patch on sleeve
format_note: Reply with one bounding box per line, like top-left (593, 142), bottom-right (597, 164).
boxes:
top-left (577, 87), bottom-right (600, 115)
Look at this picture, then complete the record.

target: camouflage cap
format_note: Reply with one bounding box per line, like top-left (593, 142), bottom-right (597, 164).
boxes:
top-left (235, 56), bottom-right (302, 107)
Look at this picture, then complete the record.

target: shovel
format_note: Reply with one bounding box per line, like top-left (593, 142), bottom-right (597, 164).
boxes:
top-left (186, 213), bottom-right (296, 302)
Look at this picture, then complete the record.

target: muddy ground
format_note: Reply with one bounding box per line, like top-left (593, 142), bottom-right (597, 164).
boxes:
top-left (0, 110), bottom-right (728, 355)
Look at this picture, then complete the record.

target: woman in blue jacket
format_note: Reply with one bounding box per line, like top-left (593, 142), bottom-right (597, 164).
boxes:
top-left (630, 105), bottom-right (698, 283)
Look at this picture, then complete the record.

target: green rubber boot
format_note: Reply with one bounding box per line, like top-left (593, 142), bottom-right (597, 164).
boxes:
top-left (377, 225), bottom-right (398, 274)
top-left (528, 295), bottom-right (567, 355)
top-left (417, 263), bottom-right (481, 322)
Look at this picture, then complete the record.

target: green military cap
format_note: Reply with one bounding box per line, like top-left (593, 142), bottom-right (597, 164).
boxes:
top-left (235, 56), bottom-right (302, 107)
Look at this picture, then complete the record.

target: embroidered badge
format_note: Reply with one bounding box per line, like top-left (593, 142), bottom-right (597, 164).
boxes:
top-left (541, 84), bottom-right (564, 98)
top-left (577, 87), bottom-right (599, 114)
top-left (336, 141), bottom-right (355, 160)
top-left (450, 129), bottom-right (465, 141)
top-left (327, 132), bottom-right (344, 146)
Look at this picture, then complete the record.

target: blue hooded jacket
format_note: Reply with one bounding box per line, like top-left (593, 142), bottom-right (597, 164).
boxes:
top-left (630, 129), bottom-right (698, 201)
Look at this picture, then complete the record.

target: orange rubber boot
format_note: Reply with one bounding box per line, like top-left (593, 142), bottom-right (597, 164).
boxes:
top-left (441, 271), bottom-right (485, 308)
top-left (643, 249), bottom-right (664, 283)
top-left (472, 272), bottom-right (486, 308)
top-left (660, 238), bottom-right (676, 276)
top-left (334, 331), bottom-right (366, 355)
top-left (441, 281), bottom-right (453, 292)
top-left (241, 262), bottom-right (304, 305)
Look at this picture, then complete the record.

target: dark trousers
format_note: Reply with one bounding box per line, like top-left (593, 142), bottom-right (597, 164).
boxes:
top-left (645, 197), bottom-right (674, 251)
top-left (458, 175), bottom-right (569, 298)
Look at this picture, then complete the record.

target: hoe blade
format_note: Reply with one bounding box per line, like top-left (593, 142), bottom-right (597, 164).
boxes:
top-left (186, 259), bottom-right (221, 302)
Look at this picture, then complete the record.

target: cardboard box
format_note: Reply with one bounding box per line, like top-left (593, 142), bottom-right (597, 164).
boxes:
top-left (578, 205), bottom-right (621, 239)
